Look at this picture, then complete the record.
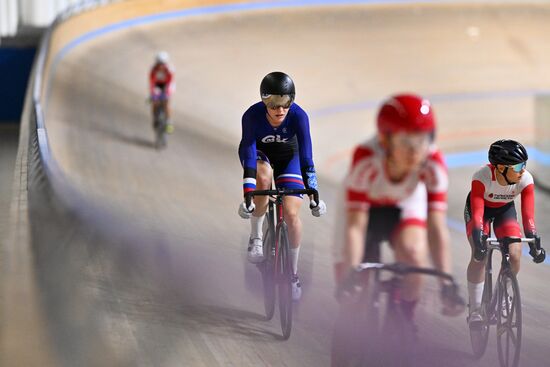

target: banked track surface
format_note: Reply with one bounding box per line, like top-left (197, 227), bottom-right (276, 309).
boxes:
top-left (37, 3), bottom-right (550, 366)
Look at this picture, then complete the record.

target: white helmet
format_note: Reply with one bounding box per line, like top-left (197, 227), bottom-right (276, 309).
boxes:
top-left (156, 51), bottom-right (169, 64)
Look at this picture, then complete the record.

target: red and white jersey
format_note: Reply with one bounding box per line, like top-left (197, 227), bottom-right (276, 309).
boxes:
top-left (149, 63), bottom-right (175, 96)
top-left (472, 164), bottom-right (533, 206)
top-left (346, 137), bottom-right (448, 214)
top-left (469, 164), bottom-right (536, 234)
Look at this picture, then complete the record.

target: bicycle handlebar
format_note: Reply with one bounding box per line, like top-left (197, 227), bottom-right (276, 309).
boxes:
top-left (484, 237), bottom-right (535, 247)
top-left (356, 262), bottom-right (456, 284)
top-left (245, 188), bottom-right (320, 209)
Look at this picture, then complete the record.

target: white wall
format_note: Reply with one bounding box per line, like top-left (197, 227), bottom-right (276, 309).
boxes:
top-left (0, 0), bottom-right (19, 37)
top-left (1, 0), bottom-right (116, 38)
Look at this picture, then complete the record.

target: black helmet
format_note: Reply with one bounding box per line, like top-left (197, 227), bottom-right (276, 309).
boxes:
top-left (488, 139), bottom-right (528, 166)
top-left (260, 72), bottom-right (295, 98)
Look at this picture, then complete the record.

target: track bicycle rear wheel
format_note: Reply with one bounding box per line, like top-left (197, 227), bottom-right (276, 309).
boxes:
top-left (496, 269), bottom-right (522, 367)
top-left (278, 223), bottom-right (293, 340)
top-left (154, 109), bottom-right (167, 149)
top-left (261, 207), bottom-right (276, 321)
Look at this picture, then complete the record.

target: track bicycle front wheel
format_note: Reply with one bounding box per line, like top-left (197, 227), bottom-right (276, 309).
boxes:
top-left (277, 223), bottom-right (293, 340)
top-left (261, 209), bottom-right (276, 321)
top-left (154, 110), bottom-right (167, 149)
top-left (496, 269), bottom-right (522, 367)
top-left (380, 291), bottom-right (414, 367)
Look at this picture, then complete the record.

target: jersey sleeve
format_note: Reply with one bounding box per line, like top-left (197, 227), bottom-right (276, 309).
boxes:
top-left (345, 145), bottom-right (374, 211)
top-left (294, 107), bottom-right (318, 189)
top-left (238, 111), bottom-right (258, 195)
top-left (519, 171), bottom-right (537, 235)
top-left (166, 65), bottom-right (175, 94)
top-left (470, 178), bottom-right (486, 231)
top-left (149, 67), bottom-right (156, 94)
top-left (423, 148), bottom-right (448, 211)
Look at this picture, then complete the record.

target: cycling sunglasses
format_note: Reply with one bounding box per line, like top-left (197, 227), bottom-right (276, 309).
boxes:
top-left (510, 162), bottom-right (526, 173)
top-left (261, 94), bottom-right (294, 109)
top-left (392, 132), bottom-right (430, 151)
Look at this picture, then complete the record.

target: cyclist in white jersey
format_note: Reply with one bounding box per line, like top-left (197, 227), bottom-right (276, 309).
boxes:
top-left (465, 139), bottom-right (545, 327)
top-left (334, 93), bottom-right (465, 323)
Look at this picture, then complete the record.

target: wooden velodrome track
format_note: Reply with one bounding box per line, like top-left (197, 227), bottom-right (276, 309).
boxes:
top-left (19, 1), bottom-right (550, 366)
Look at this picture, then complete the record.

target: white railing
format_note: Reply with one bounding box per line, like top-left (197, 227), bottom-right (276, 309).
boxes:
top-left (32, 0), bottom-right (120, 178)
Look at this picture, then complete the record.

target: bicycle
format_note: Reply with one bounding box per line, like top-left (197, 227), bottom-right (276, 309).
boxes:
top-left (468, 236), bottom-right (536, 367)
top-left (245, 187), bottom-right (319, 340)
top-left (332, 262), bottom-right (459, 367)
top-left (150, 90), bottom-right (170, 150)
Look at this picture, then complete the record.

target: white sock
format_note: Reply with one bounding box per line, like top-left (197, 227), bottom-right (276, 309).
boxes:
top-left (468, 281), bottom-right (484, 311)
top-left (290, 247), bottom-right (300, 276)
top-left (250, 214), bottom-right (265, 240)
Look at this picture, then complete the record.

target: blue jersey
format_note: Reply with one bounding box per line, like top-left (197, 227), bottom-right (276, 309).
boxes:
top-left (238, 102), bottom-right (316, 194)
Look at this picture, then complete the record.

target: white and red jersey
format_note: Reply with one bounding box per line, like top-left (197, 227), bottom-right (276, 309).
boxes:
top-left (149, 62), bottom-right (175, 96)
top-left (346, 137), bottom-right (448, 215)
top-left (332, 136), bottom-right (448, 271)
top-left (469, 164), bottom-right (536, 235)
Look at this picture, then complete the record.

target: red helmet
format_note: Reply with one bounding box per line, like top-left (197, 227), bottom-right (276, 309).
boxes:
top-left (376, 94), bottom-right (435, 134)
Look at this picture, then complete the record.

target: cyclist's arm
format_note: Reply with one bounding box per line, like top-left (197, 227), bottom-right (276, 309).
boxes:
top-left (344, 208), bottom-right (368, 269)
top-left (427, 210), bottom-right (452, 282)
top-left (470, 180), bottom-right (486, 232)
top-left (149, 68), bottom-right (156, 95)
top-left (165, 65), bottom-right (175, 95)
top-left (424, 148), bottom-right (452, 278)
top-left (238, 113), bottom-right (258, 196)
top-left (520, 182), bottom-right (537, 236)
top-left (341, 144), bottom-right (373, 271)
top-left (294, 107), bottom-right (317, 191)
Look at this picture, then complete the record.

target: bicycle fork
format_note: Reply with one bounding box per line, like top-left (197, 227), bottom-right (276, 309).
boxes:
top-left (273, 197), bottom-right (285, 282)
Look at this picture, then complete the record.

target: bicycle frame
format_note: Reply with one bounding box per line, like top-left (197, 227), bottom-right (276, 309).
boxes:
top-left (470, 236), bottom-right (535, 366)
top-left (344, 262), bottom-right (458, 366)
top-left (483, 237), bottom-right (535, 318)
top-left (245, 187), bottom-right (318, 339)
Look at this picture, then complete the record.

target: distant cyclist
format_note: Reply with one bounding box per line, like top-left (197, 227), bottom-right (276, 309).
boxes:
top-left (149, 51), bottom-right (175, 133)
top-left (465, 139), bottom-right (545, 327)
top-left (238, 71), bottom-right (327, 301)
top-left (333, 94), bottom-right (465, 322)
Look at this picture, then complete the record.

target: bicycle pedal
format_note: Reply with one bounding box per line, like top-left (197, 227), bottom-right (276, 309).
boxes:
top-left (468, 320), bottom-right (484, 331)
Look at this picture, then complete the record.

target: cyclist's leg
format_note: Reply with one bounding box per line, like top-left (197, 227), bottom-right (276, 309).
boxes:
top-left (465, 193), bottom-right (490, 284)
top-left (246, 152), bottom-right (272, 262)
top-left (394, 225), bottom-right (428, 317)
top-left (392, 183), bottom-right (429, 320)
top-left (283, 195), bottom-right (302, 255)
top-left (493, 203), bottom-right (522, 274)
top-left (252, 154), bottom-right (272, 215)
top-left (164, 98), bottom-right (171, 121)
top-left (465, 194), bottom-right (492, 316)
top-left (276, 160), bottom-right (305, 267)
top-left (250, 160), bottom-right (271, 238)
top-left (274, 154), bottom-right (305, 299)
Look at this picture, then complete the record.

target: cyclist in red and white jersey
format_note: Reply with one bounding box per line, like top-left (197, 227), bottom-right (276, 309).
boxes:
top-left (465, 139), bottom-right (546, 327)
top-left (334, 93), bottom-right (465, 321)
top-left (149, 51), bottom-right (175, 131)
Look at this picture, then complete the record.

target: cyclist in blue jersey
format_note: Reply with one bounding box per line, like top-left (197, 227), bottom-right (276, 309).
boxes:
top-left (238, 71), bottom-right (327, 301)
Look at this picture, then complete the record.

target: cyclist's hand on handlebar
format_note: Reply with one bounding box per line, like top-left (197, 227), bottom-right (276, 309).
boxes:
top-left (238, 201), bottom-right (255, 219)
top-left (526, 233), bottom-right (546, 263)
top-left (472, 228), bottom-right (487, 262)
top-left (440, 282), bottom-right (466, 317)
top-left (310, 199), bottom-right (327, 217)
